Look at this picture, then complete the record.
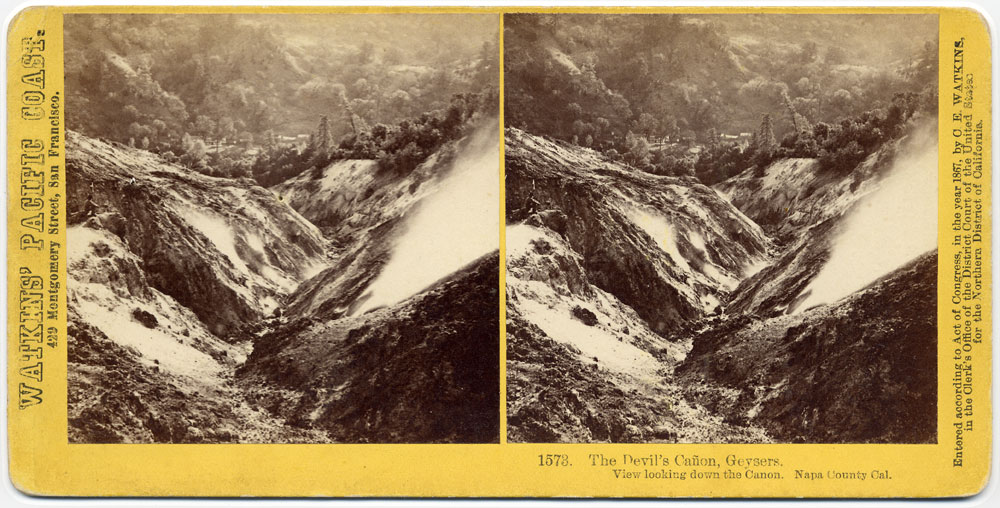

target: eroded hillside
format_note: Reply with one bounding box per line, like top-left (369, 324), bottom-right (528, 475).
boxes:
top-left (67, 125), bottom-right (500, 443)
top-left (505, 129), bottom-right (773, 334)
top-left (505, 126), bottom-right (937, 444)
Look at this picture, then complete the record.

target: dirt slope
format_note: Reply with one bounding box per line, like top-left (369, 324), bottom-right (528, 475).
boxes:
top-left (237, 253), bottom-right (500, 443)
top-left (678, 252), bottom-right (937, 443)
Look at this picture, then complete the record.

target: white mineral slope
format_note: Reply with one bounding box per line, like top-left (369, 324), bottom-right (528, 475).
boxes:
top-left (67, 131), bottom-right (331, 334)
top-left (353, 123), bottom-right (499, 314)
top-left (717, 141), bottom-right (899, 240)
top-left (282, 120), bottom-right (501, 319)
top-left (721, 119), bottom-right (939, 316)
top-left (794, 124), bottom-right (938, 311)
top-left (271, 159), bottom-right (381, 228)
top-left (68, 225), bottom-right (241, 385)
top-left (506, 224), bottom-right (687, 385)
top-left (505, 128), bottom-right (775, 332)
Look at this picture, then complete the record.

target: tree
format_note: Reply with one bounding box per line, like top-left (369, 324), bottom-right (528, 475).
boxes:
top-left (756, 113), bottom-right (777, 153)
top-left (749, 113), bottom-right (779, 177)
top-left (344, 97), bottom-right (370, 137)
top-left (316, 115), bottom-right (332, 155)
top-left (567, 102), bottom-right (583, 119)
top-left (218, 117), bottom-right (237, 144)
top-left (798, 41), bottom-right (819, 64)
top-left (475, 37), bottom-right (499, 86)
top-left (687, 99), bottom-right (716, 135)
top-left (387, 90), bottom-right (412, 120)
top-left (355, 40), bottom-right (375, 65)
top-left (179, 133), bottom-right (209, 173)
top-left (636, 112), bottom-right (659, 138)
top-left (306, 115), bottom-right (333, 179)
top-left (707, 127), bottom-right (719, 151)
top-left (193, 115), bottom-right (216, 143)
top-left (181, 133), bottom-right (207, 159)
top-left (825, 46), bottom-right (848, 65)
top-left (263, 130), bottom-right (276, 151)
top-left (624, 131), bottom-right (650, 168)
top-left (829, 89), bottom-right (853, 118)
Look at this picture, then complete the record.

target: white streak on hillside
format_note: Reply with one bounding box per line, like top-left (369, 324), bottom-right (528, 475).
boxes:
top-left (178, 208), bottom-right (248, 274)
top-left (505, 223), bottom-right (687, 377)
top-left (626, 205), bottom-right (745, 300)
top-left (352, 125), bottom-right (499, 314)
top-left (795, 123), bottom-right (937, 312)
top-left (68, 225), bottom-right (237, 381)
top-left (519, 297), bottom-right (662, 378)
top-left (627, 207), bottom-right (691, 273)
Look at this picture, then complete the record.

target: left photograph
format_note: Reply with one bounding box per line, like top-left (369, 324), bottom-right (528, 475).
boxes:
top-left (64, 13), bottom-right (501, 443)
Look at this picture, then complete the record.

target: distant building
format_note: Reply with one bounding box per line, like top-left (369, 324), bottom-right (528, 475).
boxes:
top-left (274, 134), bottom-right (311, 149)
top-left (719, 132), bottom-right (753, 152)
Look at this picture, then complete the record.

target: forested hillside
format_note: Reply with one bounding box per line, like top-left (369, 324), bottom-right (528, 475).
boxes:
top-left (65, 13), bottom-right (498, 183)
top-left (504, 14), bottom-right (936, 184)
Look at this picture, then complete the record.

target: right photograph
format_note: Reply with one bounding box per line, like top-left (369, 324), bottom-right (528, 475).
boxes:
top-left (504, 13), bottom-right (939, 443)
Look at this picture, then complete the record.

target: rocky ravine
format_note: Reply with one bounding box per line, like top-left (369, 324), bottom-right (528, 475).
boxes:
top-left (67, 126), bottom-right (499, 443)
top-left (505, 127), bottom-right (937, 443)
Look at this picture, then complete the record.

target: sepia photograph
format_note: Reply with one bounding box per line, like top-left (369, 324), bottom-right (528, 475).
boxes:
top-left (64, 13), bottom-right (501, 443)
top-left (4, 1), bottom-right (997, 499)
top-left (504, 13), bottom-right (939, 443)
